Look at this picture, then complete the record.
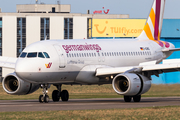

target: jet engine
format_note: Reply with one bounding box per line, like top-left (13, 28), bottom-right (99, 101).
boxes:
top-left (112, 73), bottom-right (151, 96)
top-left (2, 73), bottom-right (39, 95)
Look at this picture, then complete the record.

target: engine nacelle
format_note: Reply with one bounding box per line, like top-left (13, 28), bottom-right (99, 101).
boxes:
top-left (2, 73), bottom-right (39, 95)
top-left (112, 73), bottom-right (151, 96)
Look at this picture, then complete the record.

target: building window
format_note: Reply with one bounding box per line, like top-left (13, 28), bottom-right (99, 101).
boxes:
top-left (64, 18), bottom-right (73, 39)
top-left (17, 18), bottom-right (26, 57)
top-left (41, 18), bottom-right (50, 40)
top-left (87, 18), bottom-right (92, 39)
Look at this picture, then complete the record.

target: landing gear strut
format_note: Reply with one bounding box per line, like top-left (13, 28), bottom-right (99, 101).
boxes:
top-left (124, 95), bottom-right (141, 102)
top-left (52, 84), bottom-right (69, 102)
top-left (39, 84), bottom-right (50, 103)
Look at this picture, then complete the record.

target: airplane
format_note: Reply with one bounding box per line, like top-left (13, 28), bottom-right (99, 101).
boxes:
top-left (1, 0), bottom-right (180, 103)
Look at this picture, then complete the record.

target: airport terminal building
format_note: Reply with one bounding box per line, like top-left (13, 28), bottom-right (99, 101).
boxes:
top-left (0, 3), bottom-right (180, 84)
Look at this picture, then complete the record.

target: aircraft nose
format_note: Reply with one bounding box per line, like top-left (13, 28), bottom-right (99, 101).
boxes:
top-left (15, 59), bottom-right (27, 73)
top-left (15, 59), bottom-right (30, 80)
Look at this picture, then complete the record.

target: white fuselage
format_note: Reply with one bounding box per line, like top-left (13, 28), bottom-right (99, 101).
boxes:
top-left (15, 39), bottom-right (174, 84)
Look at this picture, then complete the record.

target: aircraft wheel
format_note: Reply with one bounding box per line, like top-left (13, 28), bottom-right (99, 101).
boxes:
top-left (124, 96), bottom-right (132, 102)
top-left (52, 90), bottom-right (60, 102)
top-left (44, 95), bottom-right (49, 103)
top-left (39, 95), bottom-right (44, 103)
top-left (133, 95), bottom-right (141, 102)
top-left (61, 90), bottom-right (69, 101)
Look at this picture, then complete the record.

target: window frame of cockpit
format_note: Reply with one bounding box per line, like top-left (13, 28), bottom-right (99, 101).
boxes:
top-left (27, 52), bottom-right (37, 58)
top-left (19, 52), bottom-right (27, 58)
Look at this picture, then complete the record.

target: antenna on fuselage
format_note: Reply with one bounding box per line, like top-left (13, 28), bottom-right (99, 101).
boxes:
top-left (44, 35), bottom-right (47, 40)
top-left (36, 0), bottom-right (38, 4)
top-left (113, 34), bottom-right (115, 39)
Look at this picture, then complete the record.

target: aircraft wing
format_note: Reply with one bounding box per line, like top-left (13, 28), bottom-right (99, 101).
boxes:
top-left (0, 56), bottom-right (17, 69)
top-left (96, 59), bottom-right (180, 77)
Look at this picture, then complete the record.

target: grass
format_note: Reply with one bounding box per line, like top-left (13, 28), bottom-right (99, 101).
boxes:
top-left (1, 84), bottom-right (180, 100)
top-left (1, 84), bottom-right (180, 119)
top-left (0, 106), bottom-right (180, 120)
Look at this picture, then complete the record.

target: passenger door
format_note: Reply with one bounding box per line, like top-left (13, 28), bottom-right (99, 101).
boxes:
top-left (53, 45), bottom-right (66, 69)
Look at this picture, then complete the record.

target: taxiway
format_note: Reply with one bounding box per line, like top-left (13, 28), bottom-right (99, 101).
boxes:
top-left (0, 97), bottom-right (180, 112)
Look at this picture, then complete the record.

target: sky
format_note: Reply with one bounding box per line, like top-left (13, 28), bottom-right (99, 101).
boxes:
top-left (0, 0), bottom-right (179, 18)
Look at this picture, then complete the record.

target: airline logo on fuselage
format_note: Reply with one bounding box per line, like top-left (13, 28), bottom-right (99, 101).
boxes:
top-left (45, 62), bottom-right (52, 68)
top-left (62, 43), bottom-right (102, 53)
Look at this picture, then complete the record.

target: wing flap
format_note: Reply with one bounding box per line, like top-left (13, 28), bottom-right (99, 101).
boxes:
top-left (96, 59), bottom-right (180, 76)
top-left (0, 57), bottom-right (17, 69)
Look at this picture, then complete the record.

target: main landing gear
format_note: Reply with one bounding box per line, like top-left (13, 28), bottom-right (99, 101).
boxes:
top-left (124, 95), bottom-right (141, 102)
top-left (39, 84), bottom-right (50, 103)
top-left (52, 84), bottom-right (69, 102)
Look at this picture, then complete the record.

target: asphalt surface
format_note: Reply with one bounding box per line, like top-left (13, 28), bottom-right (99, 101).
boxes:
top-left (0, 97), bottom-right (180, 112)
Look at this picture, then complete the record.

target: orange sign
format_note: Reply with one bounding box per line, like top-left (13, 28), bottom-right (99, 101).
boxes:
top-left (92, 19), bottom-right (146, 37)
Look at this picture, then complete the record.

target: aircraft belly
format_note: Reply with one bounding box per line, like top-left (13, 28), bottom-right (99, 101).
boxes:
top-left (16, 71), bottom-right (79, 83)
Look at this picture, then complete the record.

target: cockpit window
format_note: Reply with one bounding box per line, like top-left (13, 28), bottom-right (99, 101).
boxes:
top-left (43, 52), bottom-right (50, 58)
top-left (38, 52), bottom-right (45, 58)
top-left (20, 52), bottom-right (27, 58)
top-left (27, 52), bottom-right (37, 58)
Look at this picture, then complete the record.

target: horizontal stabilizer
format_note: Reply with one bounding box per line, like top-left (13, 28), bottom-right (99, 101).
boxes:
top-left (162, 48), bottom-right (180, 52)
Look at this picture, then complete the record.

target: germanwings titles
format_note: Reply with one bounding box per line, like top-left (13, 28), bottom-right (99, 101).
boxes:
top-left (1, 0), bottom-right (180, 103)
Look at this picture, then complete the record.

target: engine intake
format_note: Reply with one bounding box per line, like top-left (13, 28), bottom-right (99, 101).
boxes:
top-left (112, 73), bottom-right (151, 96)
top-left (2, 73), bottom-right (39, 95)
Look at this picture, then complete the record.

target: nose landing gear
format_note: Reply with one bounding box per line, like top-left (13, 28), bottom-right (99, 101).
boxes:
top-left (52, 84), bottom-right (69, 102)
top-left (38, 84), bottom-right (69, 103)
top-left (39, 84), bottom-right (50, 103)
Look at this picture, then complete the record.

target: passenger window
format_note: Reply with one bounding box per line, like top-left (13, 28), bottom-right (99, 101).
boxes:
top-left (119, 52), bottom-right (121, 56)
top-left (98, 53), bottom-right (100, 56)
top-left (107, 53), bottom-right (109, 56)
top-left (102, 53), bottom-right (104, 56)
top-left (84, 53), bottom-right (86, 57)
top-left (20, 52), bottom-right (27, 58)
top-left (27, 52), bottom-right (37, 58)
top-left (89, 53), bottom-right (91, 57)
top-left (38, 52), bottom-right (45, 58)
top-left (94, 53), bottom-right (96, 57)
top-left (69, 54), bottom-right (71, 57)
top-left (43, 52), bottom-right (50, 58)
top-left (77, 53), bottom-right (79, 57)
top-left (74, 53), bottom-right (76, 57)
